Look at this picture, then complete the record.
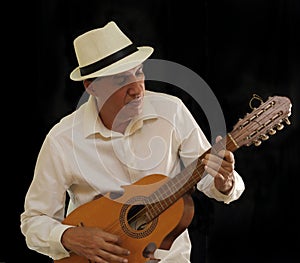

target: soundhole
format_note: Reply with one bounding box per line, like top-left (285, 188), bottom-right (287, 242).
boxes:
top-left (120, 196), bottom-right (158, 239)
top-left (127, 204), bottom-right (148, 230)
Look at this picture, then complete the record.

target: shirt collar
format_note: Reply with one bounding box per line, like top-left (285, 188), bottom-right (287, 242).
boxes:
top-left (83, 92), bottom-right (158, 138)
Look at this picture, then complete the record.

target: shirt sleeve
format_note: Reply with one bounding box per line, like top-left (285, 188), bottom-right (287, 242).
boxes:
top-left (176, 101), bottom-right (245, 204)
top-left (20, 134), bottom-right (73, 260)
top-left (154, 229), bottom-right (191, 262)
top-left (197, 170), bottom-right (245, 204)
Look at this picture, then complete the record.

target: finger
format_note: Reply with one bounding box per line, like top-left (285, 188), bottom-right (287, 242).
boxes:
top-left (97, 230), bottom-right (123, 245)
top-left (96, 247), bottom-right (129, 263)
top-left (204, 165), bottom-right (225, 180)
top-left (203, 153), bottom-right (223, 164)
top-left (218, 150), bottom-right (235, 164)
top-left (215, 135), bottom-right (223, 143)
top-left (203, 153), bottom-right (233, 174)
top-left (79, 241), bottom-right (130, 263)
top-left (204, 161), bottom-right (232, 179)
top-left (206, 151), bottom-right (234, 173)
top-left (102, 242), bottom-right (130, 256)
top-left (203, 153), bottom-right (227, 171)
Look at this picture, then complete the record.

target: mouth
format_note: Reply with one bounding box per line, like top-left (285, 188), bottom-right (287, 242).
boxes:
top-left (123, 97), bottom-right (143, 116)
top-left (128, 96), bottom-right (143, 105)
top-left (127, 96), bottom-right (143, 107)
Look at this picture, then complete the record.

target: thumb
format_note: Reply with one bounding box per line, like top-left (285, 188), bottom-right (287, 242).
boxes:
top-left (215, 135), bottom-right (223, 143)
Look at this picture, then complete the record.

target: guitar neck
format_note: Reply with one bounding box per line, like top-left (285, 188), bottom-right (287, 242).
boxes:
top-left (145, 134), bottom-right (238, 221)
top-left (145, 95), bottom-right (292, 222)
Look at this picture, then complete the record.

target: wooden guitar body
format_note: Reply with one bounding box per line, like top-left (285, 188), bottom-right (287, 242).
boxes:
top-left (54, 95), bottom-right (292, 263)
top-left (55, 173), bottom-right (194, 263)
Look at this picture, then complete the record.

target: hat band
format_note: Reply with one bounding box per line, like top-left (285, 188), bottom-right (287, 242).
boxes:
top-left (79, 44), bottom-right (138, 77)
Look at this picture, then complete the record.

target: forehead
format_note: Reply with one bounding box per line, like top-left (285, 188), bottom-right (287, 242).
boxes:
top-left (111, 64), bottom-right (143, 78)
top-left (92, 64), bottom-right (143, 85)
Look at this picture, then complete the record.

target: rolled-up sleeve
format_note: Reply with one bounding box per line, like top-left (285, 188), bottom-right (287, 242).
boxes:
top-left (197, 170), bottom-right (245, 204)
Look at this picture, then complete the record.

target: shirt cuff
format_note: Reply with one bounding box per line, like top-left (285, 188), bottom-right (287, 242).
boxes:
top-left (210, 170), bottom-right (245, 204)
top-left (49, 224), bottom-right (75, 260)
top-left (209, 182), bottom-right (234, 204)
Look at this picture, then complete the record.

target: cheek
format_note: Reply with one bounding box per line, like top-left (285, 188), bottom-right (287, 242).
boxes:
top-left (107, 90), bottom-right (127, 108)
top-left (94, 85), bottom-right (122, 107)
top-left (96, 87), bottom-right (118, 100)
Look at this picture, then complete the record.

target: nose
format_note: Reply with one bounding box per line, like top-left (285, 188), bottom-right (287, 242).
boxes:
top-left (126, 80), bottom-right (143, 98)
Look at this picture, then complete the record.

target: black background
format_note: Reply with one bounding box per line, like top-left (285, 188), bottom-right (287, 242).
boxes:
top-left (5, 0), bottom-right (300, 262)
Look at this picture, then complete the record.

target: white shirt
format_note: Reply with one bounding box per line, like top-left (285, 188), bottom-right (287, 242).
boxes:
top-left (20, 90), bottom-right (245, 262)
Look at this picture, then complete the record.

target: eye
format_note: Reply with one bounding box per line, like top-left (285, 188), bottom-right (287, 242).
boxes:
top-left (116, 76), bottom-right (127, 86)
top-left (136, 67), bottom-right (144, 77)
top-left (136, 70), bottom-right (144, 76)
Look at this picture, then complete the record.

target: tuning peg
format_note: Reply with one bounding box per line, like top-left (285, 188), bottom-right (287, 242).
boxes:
top-left (260, 134), bottom-right (269, 140)
top-left (276, 123), bottom-right (284, 130)
top-left (254, 140), bottom-right (262, 146)
top-left (269, 128), bottom-right (276, 135)
top-left (284, 117), bottom-right (291, 125)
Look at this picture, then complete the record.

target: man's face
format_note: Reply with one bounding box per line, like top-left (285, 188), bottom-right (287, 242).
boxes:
top-left (88, 64), bottom-right (146, 126)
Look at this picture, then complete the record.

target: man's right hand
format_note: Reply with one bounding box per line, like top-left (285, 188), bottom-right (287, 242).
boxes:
top-left (61, 226), bottom-right (130, 263)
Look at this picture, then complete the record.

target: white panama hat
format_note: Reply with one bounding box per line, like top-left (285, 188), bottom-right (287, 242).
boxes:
top-left (70, 21), bottom-right (154, 81)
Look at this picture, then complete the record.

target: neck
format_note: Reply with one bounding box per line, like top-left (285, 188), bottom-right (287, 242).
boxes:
top-left (99, 107), bottom-right (134, 134)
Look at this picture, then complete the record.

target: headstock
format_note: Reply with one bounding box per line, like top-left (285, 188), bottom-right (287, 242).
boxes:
top-left (229, 94), bottom-right (292, 148)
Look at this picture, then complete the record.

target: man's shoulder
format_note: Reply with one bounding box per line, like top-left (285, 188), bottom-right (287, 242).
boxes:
top-left (145, 90), bottom-right (183, 105)
top-left (47, 103), bottom-right (86, 138)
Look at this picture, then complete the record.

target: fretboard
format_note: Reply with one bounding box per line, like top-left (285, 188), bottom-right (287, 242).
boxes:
top-left (144, 134), bottom-right (239, 221)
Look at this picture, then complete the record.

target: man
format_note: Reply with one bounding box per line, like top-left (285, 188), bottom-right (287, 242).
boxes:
top-left (21, 21), bottom-right (245, 263)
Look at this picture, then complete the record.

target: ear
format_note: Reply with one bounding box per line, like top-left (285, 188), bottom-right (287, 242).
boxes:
top-left (83, 80), bottom-right (96, 95)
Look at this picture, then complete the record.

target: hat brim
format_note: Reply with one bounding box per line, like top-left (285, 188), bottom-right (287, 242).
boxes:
top-left (70, 46), bottom-right (154, 81)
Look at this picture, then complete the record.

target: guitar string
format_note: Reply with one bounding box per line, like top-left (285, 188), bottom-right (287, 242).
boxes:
top-left (85, 136), bottom-right (235, 241)
top-left (94, 100), bottom-right (289, 240)
top-left (97, 160), bottom-right (206, 239)
top-left (96, 137), bottom-right (234, 239)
